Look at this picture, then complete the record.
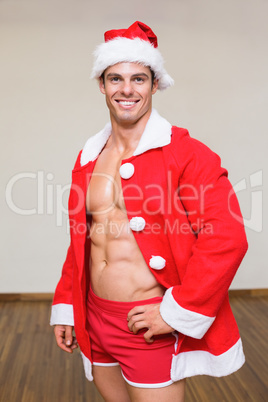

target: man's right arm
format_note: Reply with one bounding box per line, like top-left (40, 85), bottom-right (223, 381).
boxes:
top-left (50, 245), bottom-right (75, 352)
top-left (50, 244), bottom-right (74, 325)
top-left (50, 151), bottom-right (84, 351)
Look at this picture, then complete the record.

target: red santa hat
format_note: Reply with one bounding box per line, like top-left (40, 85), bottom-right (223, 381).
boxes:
top-left (91, 21), bottom-right (174, 91)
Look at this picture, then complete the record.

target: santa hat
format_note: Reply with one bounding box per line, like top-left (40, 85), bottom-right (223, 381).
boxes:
top-left (91, 21), bottom-right (174, 91)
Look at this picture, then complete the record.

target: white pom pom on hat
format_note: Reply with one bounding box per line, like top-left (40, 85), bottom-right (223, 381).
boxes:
top-left (91, 21), bottom-right (174, 91)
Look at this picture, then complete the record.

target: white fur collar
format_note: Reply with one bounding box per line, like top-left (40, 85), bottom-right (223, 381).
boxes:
top-left (80, 108), bottom-right (172, 166)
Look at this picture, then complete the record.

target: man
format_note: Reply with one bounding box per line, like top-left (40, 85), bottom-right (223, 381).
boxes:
top-left (50, 21), bottom-right (248, 402)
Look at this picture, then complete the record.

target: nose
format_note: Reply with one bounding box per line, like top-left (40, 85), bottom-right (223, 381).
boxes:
top-left (120, 80), bottom-right (134, 97)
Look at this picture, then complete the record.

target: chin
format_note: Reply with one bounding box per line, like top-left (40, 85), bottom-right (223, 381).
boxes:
top-left (115, 111), bottom-right (139, 124)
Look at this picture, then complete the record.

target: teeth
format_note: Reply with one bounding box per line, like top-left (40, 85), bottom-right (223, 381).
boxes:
top-left (119, 101), bottom-right (136, 106)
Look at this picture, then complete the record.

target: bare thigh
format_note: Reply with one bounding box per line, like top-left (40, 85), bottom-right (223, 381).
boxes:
top-left (92, 365), bottom-right (131, 402)
top-left (92, 365), bottom-right (185, 402)
top-left (125, 379), bottom-right (186, 402)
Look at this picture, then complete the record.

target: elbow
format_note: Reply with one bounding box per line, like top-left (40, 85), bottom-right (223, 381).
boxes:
top-left (230, 225), bottom-right (248, 262)
top-left (243, 235), bottom-right (249, 254)
top-left (238, 224), bottom-right (248, 256)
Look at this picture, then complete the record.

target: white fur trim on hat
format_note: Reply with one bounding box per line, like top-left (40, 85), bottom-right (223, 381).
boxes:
top-left (91, 37), bottom-right (174, 91)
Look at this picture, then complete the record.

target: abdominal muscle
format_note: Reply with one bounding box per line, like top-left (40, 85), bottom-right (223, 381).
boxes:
top-left (89, 213), bottom-right (165, 302)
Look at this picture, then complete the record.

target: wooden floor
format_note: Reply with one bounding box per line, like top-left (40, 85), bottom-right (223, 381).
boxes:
top-left (0, 295), bottom-right (267, 402)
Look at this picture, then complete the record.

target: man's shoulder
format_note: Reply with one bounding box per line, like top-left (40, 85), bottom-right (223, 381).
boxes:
top-left (167, 126), bottom-right (222, 169)
top-left (170, 126), bottom-right (216, 154)
top-left (169, 125), bottom-right (203, 154)
top-left (171, 125), bottom-right (189, 142)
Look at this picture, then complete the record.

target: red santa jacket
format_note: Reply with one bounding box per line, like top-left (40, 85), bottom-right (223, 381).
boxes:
top-left (50, 109), bottom-right (248, 382)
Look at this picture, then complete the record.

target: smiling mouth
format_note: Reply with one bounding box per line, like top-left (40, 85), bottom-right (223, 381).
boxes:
top-left (116, 100), bottom-right (140, 106)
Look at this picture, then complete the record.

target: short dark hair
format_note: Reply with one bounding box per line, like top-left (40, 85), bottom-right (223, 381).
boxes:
top-left (149, 68), bottom-right (155, 84)
top-left (100, 66), bottom-right (156, 89)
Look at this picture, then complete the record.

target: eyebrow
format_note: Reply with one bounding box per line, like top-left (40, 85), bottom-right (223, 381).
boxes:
top-left (106, 73), bottom-right (150, 79)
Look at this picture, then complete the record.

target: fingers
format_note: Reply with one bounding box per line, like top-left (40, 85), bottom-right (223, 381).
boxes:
top-left (54, 325), bottom-right (72, 353)
top-left (54, 325), bottom-right (78, 354)
top-left (127, 308), bottom-right (154, 342)
top-left (127, 304), bottom-right (155, 333)
top-left (128, 320), bottom-right (154, 343)
top-left (127, 303), bottom-right (174, 341)
top-left (129, 319), bottom-right (147, 334)
top-left (127, 305), bottom-right (145, 322)
top-left (127, 308), bottom-right (147, 333)
top-left (144, 329), bottom-right (154, 344)
top-left (70, 337), bottom-right (78, 350)
top-left (127, 304), bottom-right (154, 332)
top-left (65, 325), bottom-right (73, 347)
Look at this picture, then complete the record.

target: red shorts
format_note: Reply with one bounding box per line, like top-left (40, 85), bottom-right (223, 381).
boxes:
top-left (86, 287), bottom-right (178, 388)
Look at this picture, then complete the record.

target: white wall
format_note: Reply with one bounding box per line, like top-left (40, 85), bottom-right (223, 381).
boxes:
top-left (1, 0), bottom-right (267, 292)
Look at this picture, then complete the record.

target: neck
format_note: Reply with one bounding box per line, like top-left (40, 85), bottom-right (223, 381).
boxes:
top-left (108, 108), bottom-right (152, 152)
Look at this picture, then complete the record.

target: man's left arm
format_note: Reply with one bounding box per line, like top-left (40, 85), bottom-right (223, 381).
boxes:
top-left (128, 135), bottom-right (248, 341)
top-left (159, 136), bottom-right (248, 339)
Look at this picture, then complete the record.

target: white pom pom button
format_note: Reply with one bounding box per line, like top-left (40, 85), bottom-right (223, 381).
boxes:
top-left (149, 256), bottom-right (166, 270)
top-left (119, 163), bottom-right (135, 179)
top-left (129, 217), bottom-right (146, 232)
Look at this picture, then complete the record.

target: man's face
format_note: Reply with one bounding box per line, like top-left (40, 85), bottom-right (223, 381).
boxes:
top-left (99, 62), bottom-right (158, 126)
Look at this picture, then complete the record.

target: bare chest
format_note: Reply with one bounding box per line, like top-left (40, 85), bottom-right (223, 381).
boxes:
top-left (86, 150), bottom-right (126, 215)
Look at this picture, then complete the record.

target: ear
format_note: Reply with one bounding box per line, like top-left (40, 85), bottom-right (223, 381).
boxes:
top-left (152, 79), bottom-right (158, 95)
top-left (99, 77), bottom-right (106, 94)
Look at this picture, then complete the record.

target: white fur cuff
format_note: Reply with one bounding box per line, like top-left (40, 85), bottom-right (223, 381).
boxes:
top-left (50, 303), bottom-right (74, 326)
top-left (81, 352), bottom-right (93, 381)
top-left (171, 338), bottom-right (245, 380)
top-left (159, 287), bottom-right (215, 339)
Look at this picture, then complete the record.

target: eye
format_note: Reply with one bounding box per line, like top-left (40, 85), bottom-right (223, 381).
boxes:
top-left (110, 76), bottom-right (120, 82)
top-left (135, 77), bottom-right (144, 83)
